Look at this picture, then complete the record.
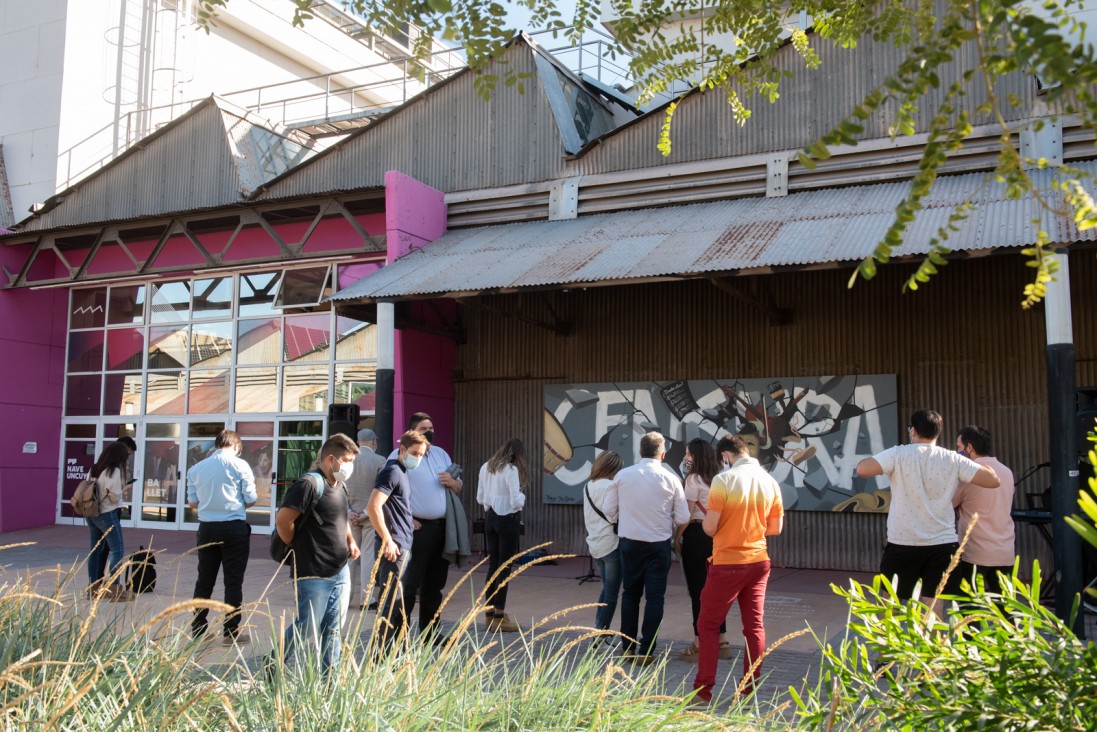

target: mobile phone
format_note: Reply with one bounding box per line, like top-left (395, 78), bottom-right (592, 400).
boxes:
top-left (126, 478), bottom-right (137, 486)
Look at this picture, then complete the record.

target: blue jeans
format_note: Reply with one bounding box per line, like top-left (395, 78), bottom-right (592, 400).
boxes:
top-left (86, 509), bottom-right (124, 586)
top-left (619, 537), bottom-right (672, 656)
top-left (282, 565), bottom-right (350, 674)
top-left (594, 548), bottom-right (622, 630)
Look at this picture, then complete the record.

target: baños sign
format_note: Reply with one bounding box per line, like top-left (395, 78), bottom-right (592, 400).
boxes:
top-left (543, 375), bottom-right (899, 512)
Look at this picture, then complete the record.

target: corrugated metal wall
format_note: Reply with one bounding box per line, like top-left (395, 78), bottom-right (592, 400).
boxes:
top-left (450, 252), bottom-right (1095, 572)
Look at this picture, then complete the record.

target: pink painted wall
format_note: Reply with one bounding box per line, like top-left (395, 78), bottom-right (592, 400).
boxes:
top-left (383, 171), bottom-right (455, 452)
top-left (0, 244), bottom-right (68, 531)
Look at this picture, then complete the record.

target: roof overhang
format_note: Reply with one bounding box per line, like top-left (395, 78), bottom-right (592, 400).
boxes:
top-left (331, 163), bottom-right (1097, 304)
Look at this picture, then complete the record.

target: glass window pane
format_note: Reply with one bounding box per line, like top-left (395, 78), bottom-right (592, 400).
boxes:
top-left (276, 438), bottom-right (322, 505)
top-left (334, 363), bottom-right (377, 413)
top-left (141, 440), bottom-right (180, 523)
top-left (187, 369), bottom-right (230, 414)
top-left (67, 331), bottom-right (104, 373)
top-left (105, 328), bottom-right (145, 371)
top-left (236, 421), bottom-right (274, 438)
top-left (276, 266), bottom-right (331, 309)
top-left (284, 313), bottom-right (332, 363)
top-left (65, 374), bottom-right (101, 416)
top-left (146, 371), bottom-right (187, 414)
top-left (147, 423), bottom-right (182, 438)
top-left (192, 277), bottom-right (233, 320)
top-left (107, 285), bottom-right (146, 325)
top-left (70, 288), bottom-right (107, 329)
top-left (282, 364), bottom-right (329, 413)
top-left (239, 271), bottom-right (281, 318)
top-left (149, 325), bottom-right (189, 369)
top-left (65, 424), bottom-right (97, 439)
top-left (235, 367), bottom-right (278, 412)
top-left (190, 320), bottom-right (233, 368)
top-left (242, 438), bottom-right (274, 527)
top-left (61, 440), bottom-right (97, 517)
top-left (103, 372), bottom-right (143, 416)
top-left (237, 318), bottom-right (281, 365)
top-left (335, 317), bottom-right (375, 360)
top-left (279, 420), bottom-right (324, 437)
top-left (149, 280), bottom-right (192, 323)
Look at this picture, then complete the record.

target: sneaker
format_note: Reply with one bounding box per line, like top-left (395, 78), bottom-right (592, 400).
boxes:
top-left (626, 653), bottom-right (654, 666)
top-left (222, 633), bottom-right (251, 647)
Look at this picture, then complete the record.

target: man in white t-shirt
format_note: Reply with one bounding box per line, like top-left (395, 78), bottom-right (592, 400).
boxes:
top-left (857, 409), bottom-right (999, 611)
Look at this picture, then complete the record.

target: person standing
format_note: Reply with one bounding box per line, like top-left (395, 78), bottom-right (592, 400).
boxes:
top-left (367, 430), bottom-right (429, 649)
top-left (393, 412), bottom-right (463, 642)
top-left (476, 438), bottom-right (528, 632)
top-left (346, 428), bottom-right (389, 609)
top-left (603, 432), bottom-right (689, 664)
top-left (692, 435), bottom-right (784, 703)
top-left (85, 442), bottom-right (133, 602)
top-left (856, 408), bottom-right (1000, 612)
top-left (948, 425), bottom-right (1016, 595)
top-left (583, 450), bottom-right (624, 634)
top-left (186, 429), bottom-right (257, 645)
top-left (675, 439), bottom-right (732, 661)
top-left (271, 434), bottom-right (361, 674)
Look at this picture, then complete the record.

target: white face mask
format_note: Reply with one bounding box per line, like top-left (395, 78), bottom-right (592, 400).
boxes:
top-left (334, 460), bottom-right (354, 483)
top-left (679, 460), bottom-right (691, 476)
top-left (404, 454), bottom-right (422, 471)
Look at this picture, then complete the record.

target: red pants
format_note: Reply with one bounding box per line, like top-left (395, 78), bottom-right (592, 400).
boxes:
top-left (693, 560), bottom-right (770, 701)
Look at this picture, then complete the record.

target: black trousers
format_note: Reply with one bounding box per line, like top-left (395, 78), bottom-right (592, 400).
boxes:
top-left (680, 522), bottom-right (726, 635)
top-left (402, 518), bottom-right (450, 636)
top-left (192, 519), bottom-right (251, 638)
top-left (484, 509), bottom-right (522, 612)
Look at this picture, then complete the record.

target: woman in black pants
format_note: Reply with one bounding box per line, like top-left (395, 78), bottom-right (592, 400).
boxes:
top-left (675, 439), bottom-right (731, 660)
top-left (476, 438), bottom-right (528, 632)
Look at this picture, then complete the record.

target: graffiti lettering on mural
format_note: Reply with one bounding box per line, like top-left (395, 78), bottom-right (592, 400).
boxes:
top-left (542, 375), bottom-right (898, 512)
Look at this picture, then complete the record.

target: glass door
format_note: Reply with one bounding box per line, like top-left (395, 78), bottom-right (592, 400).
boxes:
top-left (181, 421), bottom-right (226, 530)
top-left (238, 420), bottom-right (276, 532)
top-left (274, 418), bottom-right (326, 514)
top-left (137, 421), bottom-right (182, 528)
top-left (58, 422), bottom-right (138, 527)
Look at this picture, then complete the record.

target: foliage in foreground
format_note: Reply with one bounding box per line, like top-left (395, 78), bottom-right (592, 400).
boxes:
top-left (793, 567), bottom-right (1097, 731)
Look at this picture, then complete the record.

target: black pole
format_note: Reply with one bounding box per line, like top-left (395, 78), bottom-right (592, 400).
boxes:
top-left (1047, 342), bottom-right (1083, 636)
top-left (376, 367), bottom-right (395, 455)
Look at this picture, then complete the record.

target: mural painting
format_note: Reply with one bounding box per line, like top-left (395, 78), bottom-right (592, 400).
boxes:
top-left (543, 375), bottom-right (899, 512)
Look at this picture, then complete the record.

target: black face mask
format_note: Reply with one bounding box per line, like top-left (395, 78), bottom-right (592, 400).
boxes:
top-left (424, 430), bottom-right (435, 444)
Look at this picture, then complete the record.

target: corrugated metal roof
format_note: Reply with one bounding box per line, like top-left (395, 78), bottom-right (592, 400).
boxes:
top-left (332, 163), bottom-right (1097, 302)
top-left (0, 144), bottom-right (13, 230)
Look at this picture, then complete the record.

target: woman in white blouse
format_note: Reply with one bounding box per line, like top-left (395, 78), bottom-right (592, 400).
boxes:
top-left (477, 438), bottom-right (528, 632)
top-left (582, 450), bottom-right (624, 634)
top-left (85, 441), bottom-right (134, 602)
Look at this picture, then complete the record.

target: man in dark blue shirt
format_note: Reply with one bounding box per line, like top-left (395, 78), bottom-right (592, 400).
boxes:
top-left (367, 429), bottom-right (429, 649)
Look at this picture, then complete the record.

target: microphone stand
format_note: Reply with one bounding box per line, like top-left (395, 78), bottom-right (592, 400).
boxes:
top-left (575, 554), bottom-right (599, 585)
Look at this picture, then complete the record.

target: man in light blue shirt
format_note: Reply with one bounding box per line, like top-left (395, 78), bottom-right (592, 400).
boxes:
top-left (186, 429), bottom-right (257, 645)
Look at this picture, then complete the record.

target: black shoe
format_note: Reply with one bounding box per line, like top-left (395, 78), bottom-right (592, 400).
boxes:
top-left (368, 600), bottom-right (379, 611)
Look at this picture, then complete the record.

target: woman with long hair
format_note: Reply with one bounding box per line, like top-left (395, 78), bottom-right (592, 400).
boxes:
top-left (476, 438), bottom-right (528, 632)
top-left (583, 450), bottom-right (624, 635)
top-left (86, 441), bottom-right (134, 601)
top-left (675, 439), bottom-right (731, 660)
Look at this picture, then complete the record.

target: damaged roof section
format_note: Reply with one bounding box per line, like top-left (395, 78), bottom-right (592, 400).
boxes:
top-left (331, 162), bottom-right (1097, 303)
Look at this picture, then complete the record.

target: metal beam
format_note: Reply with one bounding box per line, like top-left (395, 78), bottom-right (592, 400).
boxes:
top-left (709, 277), bottom-right (792, 326)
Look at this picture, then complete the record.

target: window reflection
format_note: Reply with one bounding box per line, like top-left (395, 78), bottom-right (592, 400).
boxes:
top-left (65, 374), bottom-right (101, 416)
top-left (105, 328), bottom-right (145, 371)
top-left (150, 281), bottom-right (191, 323)
top-left (141, 440), bottom-right (180, 523)
top-left (284, 313), bottom-right (331, 363)
top-left (149, 325), bottom-right (189, 368)
top-left (235, 366), bottom-right (278, 412)
top-left (237, 318), bottom-right (281, 365)
top-left (282, 365), bottom-right (329, 413)
top-left (70, 288), bottom-right (107, 329)
top-left (190, 321), bottom-right (233, 368)
top-left (67, 331), bottom-right (104, 373)
top-left (107, 285), bottom-right (146, 325)
top-left (334, 364), bottom-right (377, 412)
top-left (276, 266), bottom-right (331, 309)
top-left (146, 371), bottom-right (187, 414)
top-left (239, 272), bottom-right (280, 318)
top-left (335, 317), bottom-right (375, 360)
top-left (192, 277), bottom-right (233, 320)
top-left (103, 372), bottom-right (143, 416)
top-left (187, 369), bottom-right (230, 414)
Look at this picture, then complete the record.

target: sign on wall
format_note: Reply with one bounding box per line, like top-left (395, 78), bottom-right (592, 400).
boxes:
top-left (543, 375), bottom-right (899, 512)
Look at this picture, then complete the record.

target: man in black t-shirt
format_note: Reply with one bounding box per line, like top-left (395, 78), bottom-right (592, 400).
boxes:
top-left (367, 429), bottom-right (429, 649)
top-left (271, 434), bottom-right (361, 675)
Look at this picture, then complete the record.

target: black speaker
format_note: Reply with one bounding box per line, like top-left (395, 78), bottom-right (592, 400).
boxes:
top-left (328, 403), bottom-right (360, 439)
top-left (1078, 388), bottom-right (1097, 461)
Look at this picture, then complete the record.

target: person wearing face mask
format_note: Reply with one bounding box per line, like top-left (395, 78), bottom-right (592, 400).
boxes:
top-left (186, 429), bottom-right (258, 645)
top-left (367, 430), bottom-right (430, 649)
top-left (269, 434), bottom-right (362, 675)
top-left (391, 411), bottom-right (464, 643)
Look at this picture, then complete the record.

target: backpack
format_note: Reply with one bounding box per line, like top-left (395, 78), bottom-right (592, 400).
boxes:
top-left (126, 546), bottom-right (157, 593)
top-left (269, 472), bottom-right (325, 563)
top-left (69, 477), bottom-right (101, 517)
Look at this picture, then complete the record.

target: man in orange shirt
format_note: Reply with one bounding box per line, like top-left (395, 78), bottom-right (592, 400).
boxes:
top-left (693, 435), bottom-right (784, 703)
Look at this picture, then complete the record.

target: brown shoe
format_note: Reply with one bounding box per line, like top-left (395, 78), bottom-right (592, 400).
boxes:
top-left (486, 613), bottom-right (520, 632)
top-left (105, 584), bottom-right (135, 602)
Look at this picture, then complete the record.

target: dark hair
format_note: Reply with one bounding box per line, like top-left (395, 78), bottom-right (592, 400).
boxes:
top-left (957, 425), bottom-right (992, 456)
top-left (399, 430), bottom-right (429, 450)
top-left (639, 431), bottom-right (665, 459)
top-left (319, 433), bottom-right (360, 461)
top-left (686, 439), bottom-right (720, 484)
top-left (589, 451), bottom-right (624, 481)
top-left (91, 442), bottom-right (130, 479)
top-left (215, 429), bottom-right (241, 451)
top-left (115, 436), bottom-right (137, 452)
top-left (409, 412), bottom-right (432, 430)
top-left (716, 434), bottom-right (749, 459)
top-left (910, 409), bottom-right (943, 440)
top-left (488, 438), bottom-right (529, 485)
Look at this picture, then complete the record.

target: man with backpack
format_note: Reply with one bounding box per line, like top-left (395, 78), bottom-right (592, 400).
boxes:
top-left (270, 434), bottom-right (361, 675)
top-left (186, 429), bottom-right (257, 645)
